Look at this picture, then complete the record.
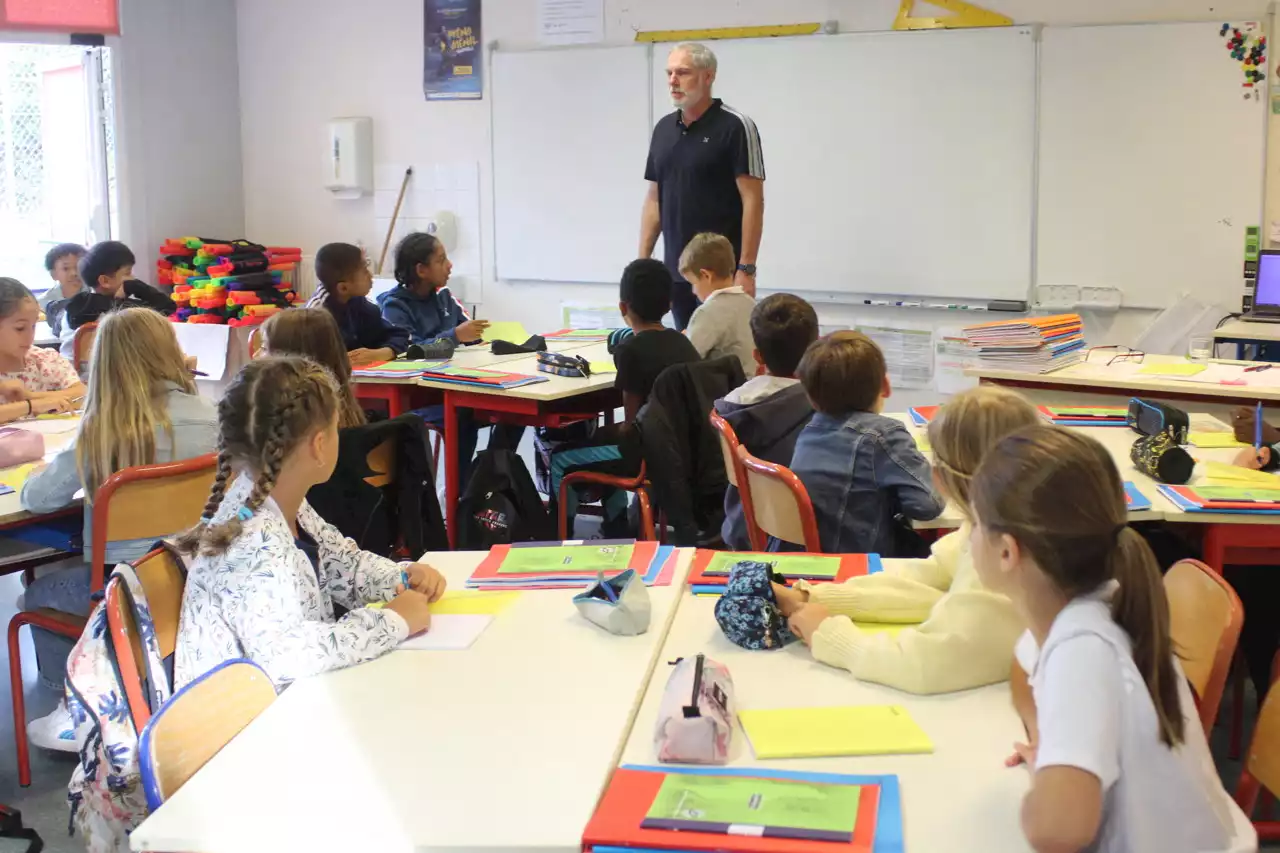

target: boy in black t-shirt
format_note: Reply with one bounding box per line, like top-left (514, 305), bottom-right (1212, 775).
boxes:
top-left (550, 259), bottom-right (699, 536)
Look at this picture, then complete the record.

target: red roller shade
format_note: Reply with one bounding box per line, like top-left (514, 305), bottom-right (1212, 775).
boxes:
top-left (0, 0), bottom-right (119, 34)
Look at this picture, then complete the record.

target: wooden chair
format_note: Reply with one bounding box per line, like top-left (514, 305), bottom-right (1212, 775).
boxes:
top-left (364, 437), bottom-right (396, 488)
top-left (736, 446), bottom-right (822, 553)
top-left (72, 321), bottom-right (97, 375)
top-left (1235, 653), bottom-right (1280, 841)
top-left (247, 326), bottom-right (264, 358)
top-left (558, 463), bottom-right (656, 542)
top-left (709, 411), bottom-right (765, 551)
top-left (139, 659), bottom-right (276, 810)
top-left (1164, 558), bottom-right (1243, 736)
top-left (8, 453), bottom-right (216, 786)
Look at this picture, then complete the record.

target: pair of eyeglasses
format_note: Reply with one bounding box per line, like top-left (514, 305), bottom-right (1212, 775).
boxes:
top-left (1086, 345), bottom-right (1145, 366)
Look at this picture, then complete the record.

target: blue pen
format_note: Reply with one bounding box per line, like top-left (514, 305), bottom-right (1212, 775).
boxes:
top-left (1256, 401), bottom-right (1265, 463)
top-left (401, 569), bottom-right (410, 590)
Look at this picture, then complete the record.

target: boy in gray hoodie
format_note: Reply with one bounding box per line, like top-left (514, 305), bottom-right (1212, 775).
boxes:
top-left (713, 294), bottom-right (819, 549)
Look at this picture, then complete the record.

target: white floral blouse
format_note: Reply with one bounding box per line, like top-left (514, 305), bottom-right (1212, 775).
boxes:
top-left (173, 472), bottom-right (410, 691)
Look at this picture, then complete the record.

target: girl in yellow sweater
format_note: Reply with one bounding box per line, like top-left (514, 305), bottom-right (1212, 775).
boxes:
top-left (776, 386), bottom-right (1037, 694)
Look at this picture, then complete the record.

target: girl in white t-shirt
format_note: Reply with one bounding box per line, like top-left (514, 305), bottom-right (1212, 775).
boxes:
top-left (968, 425), bottom-right (1255, 853)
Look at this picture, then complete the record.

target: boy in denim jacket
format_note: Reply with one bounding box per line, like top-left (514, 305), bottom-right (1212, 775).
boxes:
top-left (790, 331), bottom-right (943, 555)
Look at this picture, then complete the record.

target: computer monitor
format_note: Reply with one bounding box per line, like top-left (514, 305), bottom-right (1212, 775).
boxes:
top-left (1257, 250), bottom-right (1280, 310)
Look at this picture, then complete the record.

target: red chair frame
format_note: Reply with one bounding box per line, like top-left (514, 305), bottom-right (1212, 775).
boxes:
top-left (558, 463), bottom-right (656, 542)
top-left (737, 447), bottom-right (822, 553)
top-left (709, 411), bottom-right (765, 551)
top-left (72, 321), bottom-right (97, 375)
top-left (9, 454), bottom-right (216, 786)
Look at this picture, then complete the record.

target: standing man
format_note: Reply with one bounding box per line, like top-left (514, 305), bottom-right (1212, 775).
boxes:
top-left (640, 42), bottom-right (765, 330)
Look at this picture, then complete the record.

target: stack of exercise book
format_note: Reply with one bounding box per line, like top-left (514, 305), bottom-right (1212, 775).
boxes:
top-left (1125, 483), bottom-right (1152, 512)
top-left (420, 365), bottom-right (548, 389)
top-left (584, 764), bottom-right (903, 853)
top-left (1036, 405), bottom-right (1128, 427)
top-left (1157, 485), bottom-right (1280, 515)
top-left (962, 313), bottom-right (1085, 373)
top-left (350, 360), bottom-right (449, 380)
top-left (465, 541), bottom-right (678, 590)
top-left (686, 551), bottom-right (881, 596)
top-left (543, 328), bottom-right (612, 342)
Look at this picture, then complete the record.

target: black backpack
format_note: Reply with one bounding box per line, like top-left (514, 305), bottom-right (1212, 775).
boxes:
top-left (456, 433), bottom-right (552, 548)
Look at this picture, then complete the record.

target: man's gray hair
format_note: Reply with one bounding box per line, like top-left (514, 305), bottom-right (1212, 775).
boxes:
top-left (672, 42), bottom-right (717, 73)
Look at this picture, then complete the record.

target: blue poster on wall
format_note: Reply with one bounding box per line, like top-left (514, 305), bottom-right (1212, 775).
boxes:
top-left (424, 0), bottom-right (483, 100)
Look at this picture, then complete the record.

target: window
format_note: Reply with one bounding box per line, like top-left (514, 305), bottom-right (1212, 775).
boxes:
top-left (0, 43), bottom-right (116, 293)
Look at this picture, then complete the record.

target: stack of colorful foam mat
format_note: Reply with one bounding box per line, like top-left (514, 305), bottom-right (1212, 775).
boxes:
top-left (584, 765), bottom-right (903, 853)
top-left (465, 541), bottom-right (678, 590)
top-left (157, 237), bottom-right (302, 326)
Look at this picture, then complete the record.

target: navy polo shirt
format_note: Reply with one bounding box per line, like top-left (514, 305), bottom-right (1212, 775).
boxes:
top-left (645, 98), bottom-right (765, 281)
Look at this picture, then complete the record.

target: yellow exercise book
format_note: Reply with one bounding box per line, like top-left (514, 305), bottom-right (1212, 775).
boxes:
top-left (1186, 432), bottom-right (1248, 449)
top-left (368, 591), bottom-right (520, 615)
top-left (0, 463), bottom-right (37, 493)
top-left (481, 322), bottom-right (531, 344)
top-left (1199, 461), bottom-right (1280, 490)
top-left (738, 705), bottom-right (934, 759)
top-left (588, 361), bottom-right (617, 375)
top-left (1137, 362), bottom-right (1207, 377)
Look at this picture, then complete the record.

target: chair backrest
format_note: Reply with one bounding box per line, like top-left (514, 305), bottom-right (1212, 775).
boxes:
top-left (737, 446), bottom-right (822, 552)
top-left (132, 548), bottom-right (186, 660)
top-left (1236, 676), bottom-right (1280, 826)
top-left (139, 659), bottom-right (276, 810)
top-left (105, 576), bottom-right (154, 731)
top-left (90, 454), bottom-right (218, 592)
top-left (709, 411), bottom-right (765, 551)
top-left (1164, 559), bottom-right (1243, 735)
top-left (247, 326), bottom-right (263, 358)
top-left (364, 437), bottom-right (396, 488)
top-left (73, 321), bottom-right (98, 375)
top-left (104, 550), bottom-right (186, 733)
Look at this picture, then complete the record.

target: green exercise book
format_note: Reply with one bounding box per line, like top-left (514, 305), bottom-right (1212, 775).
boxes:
top-left (1191, 486), bottom-right (1280, 503)
top-left (700, 551), bottom-right (842, 580)
top-left (640, 774), bottom-right (861, 843)
top-left (496, 543), bottom-right (635, 574)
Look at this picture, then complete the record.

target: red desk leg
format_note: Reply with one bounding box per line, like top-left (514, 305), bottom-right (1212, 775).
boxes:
top-left (444, 390), bottom-right (460, 548)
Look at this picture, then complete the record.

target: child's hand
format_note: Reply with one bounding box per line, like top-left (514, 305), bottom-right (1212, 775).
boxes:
top-left (347, 348), bottom-right (381, 366)
top-left (0, 381), bottom-right (27, 403)
top-left (1233, 406), bottom-right (1280, 444)
top-left (787, 603), bottom-right (832, 646)
top-left (456, 319), bottom-right (489, 343)
top-left (1234, 446), bottom-right (1272, 470)
top-left (771, 582), bottom-right (808, 618)
top-left (403, 562), bottom-right (447, 602)
top-left (31, 396), bottom-right (75, 416)
top-left (1005, 740), bottom-right (1037, 769)
top-left (184, 355), bottom-right (198, 372)
top-left (384, 588), bottom-right (433, 635)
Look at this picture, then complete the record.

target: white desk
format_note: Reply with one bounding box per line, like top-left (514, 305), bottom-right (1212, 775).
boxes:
top-left (1214, 318), bottom-right (1280, 359)
top-left (131, 549), bottom-right (693, 853)
top-left (0, 416), bottom-right (80, 525)
top-left (619, 592), bottom-right (1031, 852)
top-left (416, 342), bottom-right (615, 402)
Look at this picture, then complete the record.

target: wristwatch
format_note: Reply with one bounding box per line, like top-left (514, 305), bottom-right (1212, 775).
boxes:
top-left (737, 263), bottom-right (757, 276)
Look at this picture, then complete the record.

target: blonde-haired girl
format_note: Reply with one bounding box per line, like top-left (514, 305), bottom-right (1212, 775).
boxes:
top-left (779, 386), bottom-right (1038, 694)
top-left (970, 426), bottom-right (1252, 852)
top-left (173, 356), bottom-right (444, 690)
top-left (20, 308), bottom-right (217, 751)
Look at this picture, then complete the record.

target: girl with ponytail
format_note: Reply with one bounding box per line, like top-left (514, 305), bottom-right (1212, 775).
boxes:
top-left (969, 425), bottom-right (1251, 853)
top-left (173, 356), bottom-right (446, 691)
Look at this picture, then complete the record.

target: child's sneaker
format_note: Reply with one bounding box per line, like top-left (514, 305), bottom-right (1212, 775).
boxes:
top-left (26, 700), bottom-right (77, 752)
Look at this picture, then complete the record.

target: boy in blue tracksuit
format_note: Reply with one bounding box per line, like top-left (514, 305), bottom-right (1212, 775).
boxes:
top-left (377, 232), bottom-right (488, 346)
top-left (308, 242), bottom-right (409, 364)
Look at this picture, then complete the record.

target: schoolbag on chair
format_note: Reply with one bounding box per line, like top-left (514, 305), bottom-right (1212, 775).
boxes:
top-left (65, 563), bottom-right (172, 853)
top-left (456, 430), bottom-right (552, 548)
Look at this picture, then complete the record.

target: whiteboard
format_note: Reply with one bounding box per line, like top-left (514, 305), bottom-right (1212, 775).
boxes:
top-left (646, 28), bottom-right (1038, 302)
top-left (1038, 23), bottom-right (1267, 310)
top-left (492, 45), bottom-right (653, 283)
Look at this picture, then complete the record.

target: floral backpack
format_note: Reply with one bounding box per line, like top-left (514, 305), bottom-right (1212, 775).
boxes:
top-left (64, 562), bottom-right (174, 853)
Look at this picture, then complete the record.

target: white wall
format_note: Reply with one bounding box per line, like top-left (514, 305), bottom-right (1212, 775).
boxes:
top-left (113, 0), bottom-right (245, 265)
top-left (235, 0), bottom-right (1272, 404)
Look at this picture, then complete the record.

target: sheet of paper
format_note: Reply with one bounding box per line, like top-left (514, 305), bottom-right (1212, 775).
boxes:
top-left (934, 326), bottom-right (977, 395)
top-left (398, 614), bottom-right (493, 650)
top-left (643, 774), bottom-right (861, 840)
top-left (429, 590), bottom-right (520, 616)
top-left (738, 705), bottom-right (933, 760)
top-left (481, 322), bottom-right (531, 344)
top-left (561, 301), bottom-right (619, 330)
top-left (171, 322), bottom-right (230, 381)
top-left (1187, 432), bottom-right (1248, 449)
top-left (16, 418), bottom-right (79, 435)
top-left (1189, 413), bottom-right (1233, 433)
top-left (1138, 362), bottom-right (1207, 377)
top-left (856, 322), bottom-right (934, 390)
top-left (1199, 461), bottom-right (1280, 489)
top-left (0, 463), bottom-right (37, 492)
top-left (537, 0), bottom-right (604, 45)
top-left (588, 361), bottom-right (617, 374)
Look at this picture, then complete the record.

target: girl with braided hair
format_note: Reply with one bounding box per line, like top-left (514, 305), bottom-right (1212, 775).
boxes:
top-left (173, 356), bottom-right (444, 690)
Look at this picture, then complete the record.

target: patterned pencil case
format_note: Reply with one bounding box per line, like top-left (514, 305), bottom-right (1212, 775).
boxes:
top-left (537, 351), bottom-right (590, 378)
top-left (653, 653), bottom-right (734, 765)
top-left (573, 569), bottom-right (650, 635)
